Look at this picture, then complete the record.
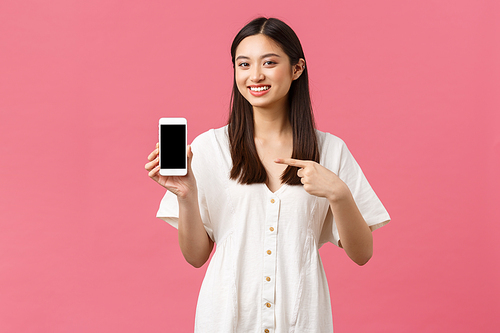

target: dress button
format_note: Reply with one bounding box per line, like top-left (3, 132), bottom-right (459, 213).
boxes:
top-left (269, 227), bottom-right (274, 232)
top-left (270, 199), bottom-right (275, 203)
top-left (265, 330), bottom-right (270, 333)
top-left (266, 276), bottom-right (271, 282)
top-left (267, 250), bottom-right (272, 255)
top-left (265, 302), bottom-right (271, 308)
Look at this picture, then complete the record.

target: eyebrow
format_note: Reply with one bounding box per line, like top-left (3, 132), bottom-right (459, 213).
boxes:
top-left (235, 53), bottom-right (281, 61)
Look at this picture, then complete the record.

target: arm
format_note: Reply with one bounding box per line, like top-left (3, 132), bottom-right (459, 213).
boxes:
top-left (146, 144), bottom-right (214, 268)
top-left (275, 158), bottom-right (372, 265)
top-left (177, 192), bottom-right (214, 268)
top-left (327, 186), bottom-right (372, 265)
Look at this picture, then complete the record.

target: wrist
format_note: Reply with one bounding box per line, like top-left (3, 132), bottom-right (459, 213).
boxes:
top-left (327, 181), bottom-right (351, 204)
top-left (177, 189), bottom-right (198, 204)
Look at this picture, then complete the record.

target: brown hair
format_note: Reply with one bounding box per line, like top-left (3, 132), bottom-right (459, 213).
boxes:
top-left (228, 17), bottom-right (319, 185)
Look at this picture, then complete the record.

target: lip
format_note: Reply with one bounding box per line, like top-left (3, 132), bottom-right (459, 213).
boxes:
top-left (248, 85), bottom-right (271, 97)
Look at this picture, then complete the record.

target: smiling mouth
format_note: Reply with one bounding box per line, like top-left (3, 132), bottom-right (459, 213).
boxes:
top-left (249, 86), bottom-right (270, 92)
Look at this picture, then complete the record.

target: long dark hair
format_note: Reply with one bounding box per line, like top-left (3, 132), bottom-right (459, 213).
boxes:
top-left (228, 17), bottom-right (319, 185)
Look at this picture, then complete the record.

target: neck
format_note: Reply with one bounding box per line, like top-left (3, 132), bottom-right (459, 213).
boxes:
top-left (252, 100), bottom-right (292, 140)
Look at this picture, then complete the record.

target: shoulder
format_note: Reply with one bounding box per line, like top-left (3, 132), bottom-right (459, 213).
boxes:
top-left (190, 125), bottom-right (231, 174)
top-left (191, 125), bottom-right (229, 152)
top-left (315, 129), bottom-right (352, 174)
top-left (315, 129), bottom-right (347, 153)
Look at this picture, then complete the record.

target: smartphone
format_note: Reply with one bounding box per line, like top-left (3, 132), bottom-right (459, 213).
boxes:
top-left (159, 117), bottom-right (187, 176)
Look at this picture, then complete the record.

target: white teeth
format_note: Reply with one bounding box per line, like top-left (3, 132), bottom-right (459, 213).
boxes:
top-left (250, 86), bottom-right (270, 92)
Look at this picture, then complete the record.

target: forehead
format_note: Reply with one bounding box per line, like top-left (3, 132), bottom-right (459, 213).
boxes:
top-left (235, 34), bottom-right (285, 58)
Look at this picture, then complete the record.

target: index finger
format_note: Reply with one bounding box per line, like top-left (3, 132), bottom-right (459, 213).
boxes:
top-left (274, 158), bottom-right (308, 168)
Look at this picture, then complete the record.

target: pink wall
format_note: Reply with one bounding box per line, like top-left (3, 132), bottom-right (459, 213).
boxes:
top-left (1, 0), bottom-right (499, 332)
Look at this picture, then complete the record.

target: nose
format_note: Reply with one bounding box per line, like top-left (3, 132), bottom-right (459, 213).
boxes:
top-left (250, 66), bottom-right (265, 82)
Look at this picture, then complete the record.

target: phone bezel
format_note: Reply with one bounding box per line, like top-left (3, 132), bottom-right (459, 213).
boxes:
top-left (158, 117), bottom-right (187, 176)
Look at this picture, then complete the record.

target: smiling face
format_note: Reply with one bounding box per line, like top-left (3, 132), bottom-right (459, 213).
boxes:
top-left (234, 34), bottom-right (304, 112)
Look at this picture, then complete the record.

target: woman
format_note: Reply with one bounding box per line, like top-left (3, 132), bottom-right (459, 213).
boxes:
top-left (145, 17), bottom-right (390, 333)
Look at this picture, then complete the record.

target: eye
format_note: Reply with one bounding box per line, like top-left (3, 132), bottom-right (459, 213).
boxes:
top-left (264, 61), bottom-right (276, 66)
top-left (238, 62), bottom-right (249, 67)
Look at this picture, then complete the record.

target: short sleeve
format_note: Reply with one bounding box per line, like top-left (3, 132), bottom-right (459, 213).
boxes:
top-left (156, 188), bottom-right (214, 242)
top-left (320, 136), bottom-right (390, 247)
top-left (155, 134), bottom-right (215, 242)
top-left (156, 190), bottom-right (180, 228)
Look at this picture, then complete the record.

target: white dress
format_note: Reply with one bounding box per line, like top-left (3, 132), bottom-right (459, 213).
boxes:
top-left (157, 126), bottom-right (390, 333)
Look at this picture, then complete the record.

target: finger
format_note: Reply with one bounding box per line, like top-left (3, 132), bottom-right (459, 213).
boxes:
top-left (148, 148), bottom-right (159, 161)
top-left (297, 168), bottom-right (304, 178)
top-left (145, 157), bottom-right (159, 171)
top-left (187, 145), bottom-right (193, 171)
top-left (148, 164), bottom-right (161, 179)
top-left (274, 157), bottom-right (308, 168)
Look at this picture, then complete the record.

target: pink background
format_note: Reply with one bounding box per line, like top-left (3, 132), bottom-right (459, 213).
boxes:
top-left (1, 0), bottom-right (499, 332)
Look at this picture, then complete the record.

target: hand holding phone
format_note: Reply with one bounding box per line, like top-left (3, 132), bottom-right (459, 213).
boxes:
top-left (146, 118), bottom-right (196, 198)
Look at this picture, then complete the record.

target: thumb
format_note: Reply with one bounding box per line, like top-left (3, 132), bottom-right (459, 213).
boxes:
top-left (187, 145), bottom-right (193, 172)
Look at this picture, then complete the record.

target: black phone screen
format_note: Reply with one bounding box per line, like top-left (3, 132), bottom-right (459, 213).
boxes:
top-left (160, 124), bottom-right (186, 169)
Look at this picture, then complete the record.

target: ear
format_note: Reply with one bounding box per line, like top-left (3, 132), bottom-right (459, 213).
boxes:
top-left (292, 58), bottom-right (306, 80)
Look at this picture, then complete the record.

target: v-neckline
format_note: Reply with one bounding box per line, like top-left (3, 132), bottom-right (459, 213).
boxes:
top-left (264, 183), bottom-right (288, 196)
